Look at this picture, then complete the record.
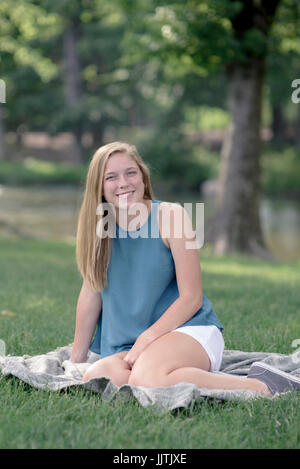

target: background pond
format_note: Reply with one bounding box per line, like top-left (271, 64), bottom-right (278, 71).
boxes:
top-left (0, 184), bottom-right (299, 261)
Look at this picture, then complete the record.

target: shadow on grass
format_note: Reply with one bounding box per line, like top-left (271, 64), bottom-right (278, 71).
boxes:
top-left (170, 396), bottom-right (241, 419)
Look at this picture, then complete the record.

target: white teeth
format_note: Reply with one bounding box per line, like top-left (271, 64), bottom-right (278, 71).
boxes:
top-left (117, 192), bottom-right (133, 197)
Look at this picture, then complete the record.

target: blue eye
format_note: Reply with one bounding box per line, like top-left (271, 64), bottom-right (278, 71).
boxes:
top-left (105, 171), bottom-right (136, 181)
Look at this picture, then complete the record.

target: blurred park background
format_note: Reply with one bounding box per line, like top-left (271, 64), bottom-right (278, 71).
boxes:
top-left (0, 0), bottom-right (300, 261)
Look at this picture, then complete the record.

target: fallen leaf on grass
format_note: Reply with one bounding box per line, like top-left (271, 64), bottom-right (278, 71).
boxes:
top-left (1, 310), bottom-right (17, 317)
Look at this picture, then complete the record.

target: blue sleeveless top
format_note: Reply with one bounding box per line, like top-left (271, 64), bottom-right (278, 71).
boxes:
top-left (89, 200), bottom-right (223, 357)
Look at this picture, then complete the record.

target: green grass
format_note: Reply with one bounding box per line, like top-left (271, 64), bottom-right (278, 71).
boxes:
top-left (1, 236), bottom-right (300, 449)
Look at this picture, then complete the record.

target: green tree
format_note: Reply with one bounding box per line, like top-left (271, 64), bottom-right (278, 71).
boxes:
top-left (40, 0), bottom-right (162, 162)
top-left (2, 0), bottom-right (156, 163)
top-left (266, 0), bottom-right (300, 145)
top-left (120, 0), bottom-right (300, 257)
top-left (0, 0), bottom-right (59, 159)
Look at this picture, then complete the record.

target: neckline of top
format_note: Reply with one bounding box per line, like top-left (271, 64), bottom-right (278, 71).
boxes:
top-left (116, 199), bottom-right (158, 233)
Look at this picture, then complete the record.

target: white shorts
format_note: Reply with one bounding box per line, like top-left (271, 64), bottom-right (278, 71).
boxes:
top-left (172, 325), bottom-right (224, 372)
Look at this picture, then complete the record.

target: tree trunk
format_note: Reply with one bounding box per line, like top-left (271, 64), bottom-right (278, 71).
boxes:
top-left (212, 58), bottom-right (271, 258)
top-left (210, 0), bottom-right (281, 258)
top-left (92, 126), bottom-right (105, 150)
top-left (294, 106), bottom-right (300, 147)
top-left (271, 104), bottom-right (285, 145)
top-left (63, 21), bottom-right (84, 163)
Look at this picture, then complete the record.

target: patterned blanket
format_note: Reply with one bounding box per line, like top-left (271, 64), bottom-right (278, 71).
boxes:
top-left (1, 345), bottom-right (300, 412)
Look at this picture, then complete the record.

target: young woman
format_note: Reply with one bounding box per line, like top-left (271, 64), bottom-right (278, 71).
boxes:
top-left (70, 142), bottom-right (300, 397)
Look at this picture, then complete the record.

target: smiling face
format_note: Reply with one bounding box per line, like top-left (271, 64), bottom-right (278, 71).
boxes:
top-left (102, 152), bottom-right (147, 211)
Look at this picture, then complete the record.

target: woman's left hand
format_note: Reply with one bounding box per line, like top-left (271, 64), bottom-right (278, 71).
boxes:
top-left (123, 329), bottom-right (157, 369)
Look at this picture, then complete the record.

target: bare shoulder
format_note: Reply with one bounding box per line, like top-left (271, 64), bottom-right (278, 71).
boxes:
top-left (158, 202), bottom-right (182, 228)
top-left (158, 202), bottom-right (194, 247)
top-left (158, 201), bottom-right (183, 215)
top-left (158, 201), bottom-right (189, 224)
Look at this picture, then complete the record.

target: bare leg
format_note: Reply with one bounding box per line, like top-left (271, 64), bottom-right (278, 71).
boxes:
top-left (82, 351), bottom-right (131, 387)
top-left (164, 367), bottom-right (270, 394)
top-left (129, 332), bottom-right (270, 395)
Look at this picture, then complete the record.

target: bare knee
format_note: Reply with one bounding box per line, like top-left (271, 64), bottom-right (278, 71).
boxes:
top-left (82, 361), bottom-right (109, 383)
top-left (128, 359), bottom-right (166, 388)
top-left (82, 354), bottom-right (131, 386)
top-left (127, 347), bottom-right (171, 387)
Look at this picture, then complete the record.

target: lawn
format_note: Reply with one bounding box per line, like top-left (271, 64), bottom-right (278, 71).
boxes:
top-left (0, 236), bottom-right (300, 449)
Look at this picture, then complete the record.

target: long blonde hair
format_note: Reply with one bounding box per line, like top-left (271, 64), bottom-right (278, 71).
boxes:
top-left (76, 142), bottom-right (154, 292)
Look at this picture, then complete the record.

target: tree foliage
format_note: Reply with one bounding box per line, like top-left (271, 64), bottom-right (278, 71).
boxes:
top-left (0, 0), bottom-right (299, 171)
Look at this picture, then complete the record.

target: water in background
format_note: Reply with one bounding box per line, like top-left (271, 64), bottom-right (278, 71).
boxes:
top-left (0, 184), bottom-right (299, 261)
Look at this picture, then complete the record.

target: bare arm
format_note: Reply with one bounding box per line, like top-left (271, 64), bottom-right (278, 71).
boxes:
top-left (70, 279), bottom-right (102, 363)
top-left (123, 203), bottom-right (202, 368)
top-left (149, 203), bottom-right (202, 338)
